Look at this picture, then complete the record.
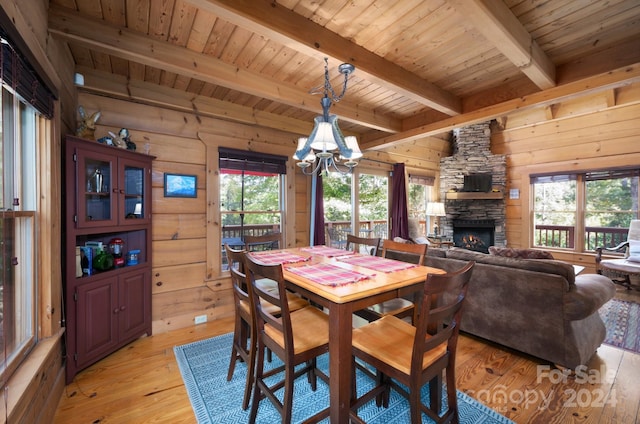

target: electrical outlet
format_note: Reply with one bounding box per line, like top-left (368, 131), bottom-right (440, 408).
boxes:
top-left (194, 314), bottom-right (207, 325)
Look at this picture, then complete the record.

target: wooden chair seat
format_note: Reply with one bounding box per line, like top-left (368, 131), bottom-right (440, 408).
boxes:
top-left (264, 306), bottom-right (330, 354)
top-left (352, 315), bottom-right (446, 375)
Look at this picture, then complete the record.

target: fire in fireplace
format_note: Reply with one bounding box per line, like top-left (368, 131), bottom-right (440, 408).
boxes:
top-left (452, 219), bottom-right (495, 253)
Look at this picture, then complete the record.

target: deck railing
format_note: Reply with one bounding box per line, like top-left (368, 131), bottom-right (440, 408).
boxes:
top-left (534, 225), bottom-right (629, 251)
top-left (221, 223), bottom-right (630, 253)
top-left (221, 220), bottom-right (391, 248)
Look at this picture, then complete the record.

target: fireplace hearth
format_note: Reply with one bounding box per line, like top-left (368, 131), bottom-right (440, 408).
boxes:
top-left (453, 219), bottom-right (495, 253)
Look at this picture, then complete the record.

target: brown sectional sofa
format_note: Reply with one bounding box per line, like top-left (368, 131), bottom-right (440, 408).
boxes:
top-left (424, 247), bottom-right (616, 369)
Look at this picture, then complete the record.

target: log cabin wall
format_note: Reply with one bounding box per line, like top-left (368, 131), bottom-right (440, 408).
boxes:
top-left (77, 91), bottom-right (312, 333)
top-left (77, 91), bottom-right (444, 335)
top-left (492, 83), bottom-right (640, 272)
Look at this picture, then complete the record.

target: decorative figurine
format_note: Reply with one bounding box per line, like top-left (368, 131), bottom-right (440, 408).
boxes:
top-left (76, 106), bottom-right (101, 140)
top-left (106, 128), bottom-right (136, 150)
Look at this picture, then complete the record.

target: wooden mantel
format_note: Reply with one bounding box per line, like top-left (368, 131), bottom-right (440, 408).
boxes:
top-left (445, 191), bottom-right (504, 200)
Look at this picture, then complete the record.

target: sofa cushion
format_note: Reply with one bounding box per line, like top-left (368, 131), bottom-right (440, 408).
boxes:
top-left (445, 247), bottom-right (575, 285)
top-left (488, 246), bottom-right (554, 259)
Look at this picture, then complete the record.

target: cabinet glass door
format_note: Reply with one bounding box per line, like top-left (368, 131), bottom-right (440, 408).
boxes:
top-left (77, 150), bottom-right (117, 228)
top-left (119, 157), bottom-right (150, 225)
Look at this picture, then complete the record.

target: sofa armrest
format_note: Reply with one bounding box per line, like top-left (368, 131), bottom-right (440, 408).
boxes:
top-left (564, 274), bottom-right (616, 320)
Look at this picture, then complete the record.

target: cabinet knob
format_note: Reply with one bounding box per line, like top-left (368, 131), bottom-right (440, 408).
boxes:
top-left (120, 306), bottom-right (126, 311)
top-left (113, 308), bottom-right (119, 314)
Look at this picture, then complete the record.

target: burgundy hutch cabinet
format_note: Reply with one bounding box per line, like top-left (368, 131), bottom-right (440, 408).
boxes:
top-left (64, 135), bottom-right (154, 383)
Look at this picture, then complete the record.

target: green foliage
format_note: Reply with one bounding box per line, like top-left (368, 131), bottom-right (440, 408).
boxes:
top-left (219, 173), bottom-right (281, 226)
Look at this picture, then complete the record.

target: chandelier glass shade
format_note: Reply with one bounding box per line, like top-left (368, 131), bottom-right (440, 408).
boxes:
top-left (293, 59), bottom-right (361, 175)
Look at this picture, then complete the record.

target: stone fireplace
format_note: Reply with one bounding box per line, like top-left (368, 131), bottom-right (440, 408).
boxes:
top-left (439, 121), bottom-right (507, 248)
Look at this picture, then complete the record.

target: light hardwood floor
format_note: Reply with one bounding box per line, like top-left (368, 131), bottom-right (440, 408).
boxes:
top-left (54, 288), bottom-right (640, 423)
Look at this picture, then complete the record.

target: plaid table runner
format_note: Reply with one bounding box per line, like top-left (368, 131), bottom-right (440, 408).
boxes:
top-left (300, 246), bottom-right (355, 257)
top-left (337, 255), bottom-right (418, 273)
top-left (284, 263), bottom-right (371, 287)
top-left (248, 251), bottom-right (310, 265)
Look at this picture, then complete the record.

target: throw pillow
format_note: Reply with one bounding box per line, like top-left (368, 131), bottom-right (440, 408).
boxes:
top-left (488, 246), bottom-right (554, 260)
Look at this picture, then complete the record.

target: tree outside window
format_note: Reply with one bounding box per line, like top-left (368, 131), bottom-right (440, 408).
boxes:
top-left (532, 170), bottom-right (639, 251)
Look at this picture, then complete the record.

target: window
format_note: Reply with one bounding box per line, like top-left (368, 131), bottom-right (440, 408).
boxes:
top-left (322, 169), bottom-right (391, 245)
top-left (0, 30), bottom-right (53, 385)
top-left (408, 174), bottom-right (435, 236)
top-left (322, 172), bottom-right (352, 248)
top-left (1, 85), bottom-right (39, 384)
top-left (532, 170), bottom-right (639, 251)
top-left (358, 172), bottom-right (388, 239)
top-left (219, 148), bottom-right (287, 268)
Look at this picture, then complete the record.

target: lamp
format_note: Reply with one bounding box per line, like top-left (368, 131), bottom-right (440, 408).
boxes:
top-left (426, 202), bottom-right (446, 236)
top-left (293, 58), bottom-right (361, 175)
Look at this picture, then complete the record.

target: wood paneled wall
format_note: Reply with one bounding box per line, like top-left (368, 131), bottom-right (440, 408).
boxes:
top-left (492, 83), bottom-right (640, 271)
top-left (78, 92), bottom-right (310, 333)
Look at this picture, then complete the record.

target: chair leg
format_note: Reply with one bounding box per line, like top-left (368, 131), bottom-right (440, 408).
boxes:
top-left (242, 322), bottom-right (257, 410)
top-left (409, 381), bottom-right (423, 424)
top-left (445, 365), bottom-right (459, 424)
top-left (283, 365), bottom-right (295, 424)
top-left (306, 359), bottom-right (318, 390)
top-left (226, 314), bottom-right (242, 381)
top-left (248, 339), bottom-right (266, 423)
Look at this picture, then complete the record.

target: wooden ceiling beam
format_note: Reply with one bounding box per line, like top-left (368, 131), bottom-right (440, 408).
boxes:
top-left (75, 66), bottom-right (316, 136)
top-left (362, 63), bottom-right (640, 150)
top-left (450, 0), bottom-right (556, 90)
top-left (187, 0), bottom-right (462, 116)
top-left (48, 5), bottom-right (400, 133)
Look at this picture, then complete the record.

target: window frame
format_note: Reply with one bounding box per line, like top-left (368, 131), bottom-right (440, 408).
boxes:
top-left (0, 86), bottom-right (41, 386)
top-left (530, 168), bottom-right (640, 252)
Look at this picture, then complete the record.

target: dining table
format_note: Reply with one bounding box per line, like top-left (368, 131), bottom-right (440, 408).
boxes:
top-left (249, 245), bottom-right (445, 423)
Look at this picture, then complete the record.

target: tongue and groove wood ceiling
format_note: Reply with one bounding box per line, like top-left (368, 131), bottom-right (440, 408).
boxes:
top-left (48, 0), bottom-right (640, 152)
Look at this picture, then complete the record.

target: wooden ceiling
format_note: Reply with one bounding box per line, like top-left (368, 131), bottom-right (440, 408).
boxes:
top-left (48, 0), bottom-right (640, 153)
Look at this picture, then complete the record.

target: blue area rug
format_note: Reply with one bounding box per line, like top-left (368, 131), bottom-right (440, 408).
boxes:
top-left (599, 298), bottom-right (640, 354)
top-left (174, 333), bottom-right (513, 424)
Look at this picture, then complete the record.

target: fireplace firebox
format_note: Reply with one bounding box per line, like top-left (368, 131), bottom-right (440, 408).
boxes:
top-left (453, 219), bottom-right (495, 253)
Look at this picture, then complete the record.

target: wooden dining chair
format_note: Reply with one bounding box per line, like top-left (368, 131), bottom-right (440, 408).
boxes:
top-left (244, 252), bottom-right (331, 423)
top-left (350, 261), bottom-right (475, 424)
top-left (346, 234), bottom-right (381, 256)
top-left (225, 244), bottom-right (257, 410)
top-left (244, 232), bottom-right (281, 251)
top-left (224, 244), bottom-right (308, 409)
top-left (354, 240), bottom-right (428, 323)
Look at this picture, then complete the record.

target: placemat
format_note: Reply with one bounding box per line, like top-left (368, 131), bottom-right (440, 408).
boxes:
top-left (300, 245), bottom-right (355, 257)
top-left (248, 251), bottom-right (309, 264)
top-left (337, 254), bottom-right (418, 273)
top-left (284, 263), bottom-right (371, 287)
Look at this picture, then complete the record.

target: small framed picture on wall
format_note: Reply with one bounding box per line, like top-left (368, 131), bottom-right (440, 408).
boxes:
top-left (164, 173), bottom-right (197, 198)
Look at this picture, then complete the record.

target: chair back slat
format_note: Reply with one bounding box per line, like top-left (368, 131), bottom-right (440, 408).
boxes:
top-left (346, 234), bottom-right (380, 256)
top-left (244, 232), bottom-right (282, 251)
top-left (381, 239), bottom-right (427, 264)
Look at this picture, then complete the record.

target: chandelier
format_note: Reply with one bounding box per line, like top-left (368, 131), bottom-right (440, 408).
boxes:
top-left (293, 58), bottom-right (362, 175)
